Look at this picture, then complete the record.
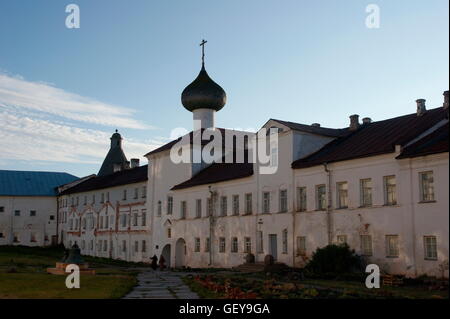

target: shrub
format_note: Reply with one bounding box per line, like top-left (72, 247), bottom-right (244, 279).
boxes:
top-left (305, 244), bottom-right (363, 276)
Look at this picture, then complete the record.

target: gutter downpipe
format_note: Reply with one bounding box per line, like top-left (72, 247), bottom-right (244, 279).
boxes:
top-left (323, 163), bottom-right (333, 245)
top-left (292, 165), bottom-right (296, 267)
top-left (208, 186), bottom-right (215, 267)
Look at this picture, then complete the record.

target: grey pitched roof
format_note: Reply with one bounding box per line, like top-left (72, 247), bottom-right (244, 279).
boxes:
top-left (0, 170), bottom-right (79, 196)
top-left (269, 119), bottom-right (349, 137)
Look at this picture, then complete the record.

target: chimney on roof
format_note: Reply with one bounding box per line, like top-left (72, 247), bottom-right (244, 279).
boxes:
top-left (443, 90), bottom-right (449, 109)
top-left (416, 99), bottom-right (426, 116)
top-left (311, 123), bottom-right (321, 127)
top-left (349, 114), bottom-right (359, 131)
top-left (362, 117), bottom-right (372, 124)
top-left (130, 158), bottom-right (140, 169)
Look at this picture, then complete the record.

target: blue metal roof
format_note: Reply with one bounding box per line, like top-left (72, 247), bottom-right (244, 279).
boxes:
top-left (0, 170), bottom-right (79, 197)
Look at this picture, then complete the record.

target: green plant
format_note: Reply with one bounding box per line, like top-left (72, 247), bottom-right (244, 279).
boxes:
top-left (305, 244), bottom-right (363, 276)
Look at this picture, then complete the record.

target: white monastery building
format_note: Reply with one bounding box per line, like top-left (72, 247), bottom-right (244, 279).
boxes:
top-left (0, 54), bottom-right (448, 278)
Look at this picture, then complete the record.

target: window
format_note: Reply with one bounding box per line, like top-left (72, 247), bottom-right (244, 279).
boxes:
top-left (360, 179), bottom-right (372, 207)
top-left (220, 196), bottom-right (227, 216)
top-left (231, 237), bottom-right (238, 253)
top-left (424, 236), bottom-right (437, 260)
top-left (232, 195), bottom-right (239, 215)
top-left (337, 235), bottom-right (347, 245)
top-left (13, 233), bottom-right (19, 243)
top-left (384, 176), bottom-right (397, 205)
top-left (180, 201), bottom-right (187, 219)
top-left (76, 197), bottom-right (79, 205)
top-left (30, 233), bottom-right (37, 243)
top-left (49, 215), bottom-right (55, 221)
top-left (82, 218), bottom-right (86, 230)
top-left (279, 189), bottom-right (288, 213)
top-left (205, 238), bottom-right (210, 252)
top-left (0, 232), bottom-right (4, 238)
top-left (98, 240), bottom-right (103, 252)
top-left (245, 193), bottom-right (252, 215)
top-left (157, 201), bottom-right (162, 217)
top-left (282, 229), bottom-right (288, 254)
top-left (104, 240), bottom-right (108, 252)
top-left (167, 196), bottom-right (173, 215)
top-left (257, 231), bottom-right (263, 253)
top-left (81, 240), bottom-right (85, 250)
top-left (194, 238), bottom-right (201, 252)
top-left (14, 210), bottom-right (20, 216)
top-left (122, 240), bottom-right (127, 252)
top-left (100, 216), bottom-right (104, 229)
top-left (30, 210), bottom-right (36, 217)
top-left (420, 171), bottom-right (435, 202)
top-left (386, 235), bottom-right (399, 257)
top-left (360, 235), bottom-right (372, 256)
top-left (207, 198), bottom-right (213, 216)
top-left (133, 212), bottom-right (138, 226)
top-left (101, 193), bottom-right (105, 203)
top-left (219, 237), bottom-right (226, 253)
top-left (123, 190), bottom-right (127, 200)
top-left (134, 241), bottom-right (139, 253)
top-left (167, 228), bottom-right (171, 238)
top-left (106, 192), bottom-right (110, 202)
top-left (84, 196), bottom-right (87, 205)
top-left (336, 182), bottom-right (348, 208)
top-left (121, 214), bottom-right (127, 227)
top-left (92, 194), bottom-right (95, 204)
top-left (134, 188), bottom-right (138, 199)
top-left (105, 216), bottom-right (109, 229)
top-left (316, 185), bottom-right (326, 210)
top-left (270, 146), bottom-right (278, 168)
top-left (0, 206), bottom-right (4, 213)
top-left (195, 199), bottom-right (202, 218)
top-left (296, 236), bottom-right (306, 255)
top-left (262, 192), bottom-right (270, 214)
top-left (142, 240), bottom-right (146, 252)
top-left (141, 210), bottom-right (147, 226)
top-left (142, 186), bottom-right (147, 198)
top-left (244, 237), bottom-right (252, 253)
top-left (296, 187), bottom-right (307, 212)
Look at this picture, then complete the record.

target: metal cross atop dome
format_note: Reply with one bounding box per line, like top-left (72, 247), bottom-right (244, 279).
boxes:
top-left (200, 39), bottom-right (207, 65)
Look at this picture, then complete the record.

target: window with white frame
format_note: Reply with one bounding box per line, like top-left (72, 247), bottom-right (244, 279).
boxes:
top-left (360, 235), bottom-right (372, 256)
top-left (123, 190), bottom-right (127, 200)
top-left (133, 211), bottom-right (138, 226)
top-left (296, 236), bottom-right (306, 255)
top-left (142, 240), bottom-right (146, 252)
top-left (270, 145), bottom-right (278, 168)
top-left (262, 192), bottom-right (270, 214)
top-left (220, 196), bottom-right (227, 216)
top-left (232, 195), bottom-right (239, 215)
top-left (384, 175), bottom-right (397, 205)
top-left (337, 182), bottom-right (348, 208)
top-left (196, 199), bottom-right (202, 218)
top-left (180, 201), bottom-right (187, 219)
top-left (245, 193), bottom-right (253, 215)
top-left (194, 238), bottom-right (201, 252)
top-left (92, 194), bottom-right (95, 204)
top-left (167, 228), bottom-right (171, 238)
top-left (104, 240), bottom-right (108, 252)
top-left (142, 186), bottom-right (147, 198)
top-left (14, 210), bottom-right (20, 216)
top-left (316, 185), bottom-right (326, 210)
top-left (0, 206), bottom-right (4, 213)
top-left (386, 235), bottom-right (399, 257)
top-left (30, 210), bottom-right (36, 217)
top-left (121, 214), bottom-right (127, 227)
top-left (134, 241), bottom-right (139, 253)
top-left (419, 171), bottom-right (435, 202)
top-left (424, 236), bottom-right (437, 260)
top-left (219, 237), bottom-right (226, 253)
top-left (279, 189), bottom-right (288, 213)
top-left (205, 237), bottom-right (210, 252)
top-left (104, 216), bottom-right (109, 229)
top-left (282, 229), bottom-right (288, 254)
top-left (134, 188), bottom-right (138, 199)
top-left (167, 196), bottom-right (173, 215)
top-left (231, 237), bottom-right (238, 253)
top-left (100, 216), bottom-right (104, 229)
top-left (296, 187), bottom-right (307, 212)
top-left (122, 240), bottom-right (127, 252)
top-left (101, 193), bottom-right (105, 203)
top-left (244, 237), bottom-right (252, 253)
top-left (360, 178), bottom-right (372, 207)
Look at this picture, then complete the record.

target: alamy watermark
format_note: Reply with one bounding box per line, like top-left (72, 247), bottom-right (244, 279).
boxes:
top-left (65, 264), bottom-right (80, 289)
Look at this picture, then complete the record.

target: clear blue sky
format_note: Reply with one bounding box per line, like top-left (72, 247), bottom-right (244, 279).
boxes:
top-left (0, 0), bottom-right (448, 177)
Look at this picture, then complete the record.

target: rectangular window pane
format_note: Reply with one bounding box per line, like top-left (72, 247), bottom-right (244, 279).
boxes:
top-left (196, 199), bottom-right (202, 218)
top-left (316, 185), bottom-right (326, 210)
top-left (296, 187), bottom-right (307, 212)
top-left (279, 190), bottom-right (288, 212)
top-left (360, 235), bottom-right (372, 256)
top-left (263, 192), bottom-right (270, 213)
top-left (232, 195), bottom-right (239, 215)
top-left (245, 193), bottom-right (252, 215)
top-left (231, 237), bottom-right (238, 253)
top-left (167, 196), bottom-right (173, 215)
top-left (296, 236), bottom-right (306, 255)
top-left (219, 237), bottom-right (226, 253)
top-left (420, 171), bottom-right (435, 202)
top-left (282, 229), bottom-right (288, 254)
top-left (257, 231), bottom-right (263, 253)
top-left (337, 182), bottom-right (348, 208)
top-left (386, 235), bottom-right (399, 257)
top-left (360, 179), bottom-right (372, 207)
top-left (384, 176), bottom-right (397, 205)
top-left (220, 196), bottom-right (227, 216)
top-left (244, 237), bottom-right (252, 253)
top-left (424, 236), bottom-right (437, 260)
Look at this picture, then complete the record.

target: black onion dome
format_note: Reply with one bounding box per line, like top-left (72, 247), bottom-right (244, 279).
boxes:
top-left (181, 65), bottom-right (227, 112)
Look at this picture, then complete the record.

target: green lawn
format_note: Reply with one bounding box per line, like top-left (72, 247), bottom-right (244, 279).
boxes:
top-left (0, 246), bottom-right (140, 299)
